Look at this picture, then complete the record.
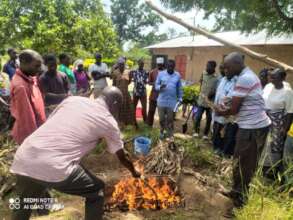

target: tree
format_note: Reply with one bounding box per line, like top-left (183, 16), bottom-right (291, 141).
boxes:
top-left (110, 0), bottom-right (164, 46)
top-left (0, 0), bottom-right (120, 58)
top-left (160, 0), bottom-right (293, 35)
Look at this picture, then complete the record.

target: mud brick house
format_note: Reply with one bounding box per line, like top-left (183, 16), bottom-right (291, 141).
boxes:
top-left (147, 31), bottom-right (293, 85)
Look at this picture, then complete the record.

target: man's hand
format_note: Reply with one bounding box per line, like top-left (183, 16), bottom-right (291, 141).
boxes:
top-left (131, 170), bottom-right (141, 178)
top-left (116, 149), bottom-right (141, 178)
top-left (160, 84), bottom-right (167, 90)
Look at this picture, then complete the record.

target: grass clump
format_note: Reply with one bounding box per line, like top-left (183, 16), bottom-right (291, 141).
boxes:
top-left (236, 174), bottom-right (293, 220)
top-left (175, 138), bottom-right (217, 170)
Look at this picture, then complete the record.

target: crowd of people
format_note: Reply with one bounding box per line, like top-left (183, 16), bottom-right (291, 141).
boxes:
top-left (0, 48), bottom-right (293, 219)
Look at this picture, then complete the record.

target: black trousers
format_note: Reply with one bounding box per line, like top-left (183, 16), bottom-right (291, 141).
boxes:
top-left (223, 123), bottom-right (238, 156)
top-left (12, 165), bottom-right (105, 220)
top-left (212, 122), bottom-right (238, 155)
top-left (232, 126), bottom-right (269, 206)
top-left (194, 106), bottom-right (212, 135)
top-left (147, 100), bottom-right (157, 127)
top-left (212, 122), bottom-right (224, 151)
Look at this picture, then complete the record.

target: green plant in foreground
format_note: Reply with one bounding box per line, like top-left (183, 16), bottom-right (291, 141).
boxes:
top-left (236, 172), bottom-right (293, 220)
top-left (176, 138), bottom-right (216, 169)
top-left (182, 85), bottom-right (200, 105)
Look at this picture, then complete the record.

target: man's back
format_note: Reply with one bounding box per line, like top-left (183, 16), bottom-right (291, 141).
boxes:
top-left (11, 97), bottom-right (122, 182)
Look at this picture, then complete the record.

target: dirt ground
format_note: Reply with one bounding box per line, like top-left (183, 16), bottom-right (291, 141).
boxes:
top-left (27, 114), bottom-right (233, 220)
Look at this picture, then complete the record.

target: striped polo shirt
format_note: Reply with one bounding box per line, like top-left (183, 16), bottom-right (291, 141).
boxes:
top-left (232, 67), bottom-right (271, 129)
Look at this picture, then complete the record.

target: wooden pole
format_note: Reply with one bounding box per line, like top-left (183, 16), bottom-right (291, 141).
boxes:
top-left (145, 0), bottom-right (293, 73)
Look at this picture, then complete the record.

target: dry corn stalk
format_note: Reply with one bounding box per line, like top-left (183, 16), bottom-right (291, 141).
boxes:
top-left (143, 140), bottom-right (185, 180)
top-left (0, 134), bottom-right (17, 199)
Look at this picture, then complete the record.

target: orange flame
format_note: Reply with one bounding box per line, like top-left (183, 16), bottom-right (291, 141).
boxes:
top-left (110, 177), bottom-right (181, 210)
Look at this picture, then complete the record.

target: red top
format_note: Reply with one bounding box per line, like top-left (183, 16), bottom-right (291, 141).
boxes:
top-left (10, 69), bottom-right (46, 144)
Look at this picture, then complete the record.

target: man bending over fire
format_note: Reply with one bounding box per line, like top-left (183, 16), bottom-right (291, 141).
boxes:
top-left (10, 86), bottom-right (141, 220)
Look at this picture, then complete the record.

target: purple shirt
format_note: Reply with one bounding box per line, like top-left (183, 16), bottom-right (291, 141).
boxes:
top-left (10, 97), bottom-right (123, 182)
top-left (74, 70), bottom-right (89, 92)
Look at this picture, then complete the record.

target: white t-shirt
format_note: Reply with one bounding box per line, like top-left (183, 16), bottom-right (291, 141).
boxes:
top-left (88, 63), bottom-right (109, 89)
top-left (263, 83), bottom-right (293, 113)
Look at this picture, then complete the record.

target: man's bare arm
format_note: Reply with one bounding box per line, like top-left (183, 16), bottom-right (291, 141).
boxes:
top-left (116, 149), bottom-right (140, 178)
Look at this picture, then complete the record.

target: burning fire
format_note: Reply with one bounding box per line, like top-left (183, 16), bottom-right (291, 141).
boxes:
top-left (110, 177), bottom-right (181, 210)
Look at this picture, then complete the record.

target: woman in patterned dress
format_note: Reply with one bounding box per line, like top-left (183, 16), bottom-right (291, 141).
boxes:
top-left (111, 59), bottom-right (136, 128)
top-left (262, 68), bottom-right (293, 178)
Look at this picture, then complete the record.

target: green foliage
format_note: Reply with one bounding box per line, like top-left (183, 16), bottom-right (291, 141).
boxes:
top-left (160, 0), bottom-right (293, 35)
top-left (236, 175), bottom-right (293, 220)
top-left (176, 138), bottom-right (216, 169)
top-left (111, 0), bottom-right (166, 46)
top-left (123, 45), bottom-right (151, 63)
top-left (182, 85), bottom-right (200, 105)
top-left (0, 0), bottom-right (120, 57)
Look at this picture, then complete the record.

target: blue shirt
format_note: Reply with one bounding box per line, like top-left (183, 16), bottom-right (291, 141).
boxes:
top-left (213, 76), bottom-right (237, 124)
top-left (155, 70), bottom-right (183, 109)
top-left (3, 60), bottom-right (17, 80)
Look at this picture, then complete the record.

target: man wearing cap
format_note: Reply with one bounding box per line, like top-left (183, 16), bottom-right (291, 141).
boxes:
top-left (147, 57), bottom-right (165, 127)
top-left (88, 53), bottom-right (110, 98)
top-left (10, 86), bottom-right (141, 220)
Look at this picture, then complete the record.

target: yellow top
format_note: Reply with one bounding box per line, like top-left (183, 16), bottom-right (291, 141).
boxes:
top-left (288, 123), bottom-right (293, 137)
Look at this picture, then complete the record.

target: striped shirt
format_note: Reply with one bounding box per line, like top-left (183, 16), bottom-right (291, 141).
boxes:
top-left (232, 67), bottom-right (271, 129)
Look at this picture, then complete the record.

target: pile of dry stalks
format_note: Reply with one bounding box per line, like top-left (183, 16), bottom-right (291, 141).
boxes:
top-left (143, 139), bottom-right (184, 179)
top-left (0, 133), bottom-right (16, 199)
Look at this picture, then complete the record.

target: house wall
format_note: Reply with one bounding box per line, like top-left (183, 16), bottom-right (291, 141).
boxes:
top-left (150, 45), bottom-right (293, 85)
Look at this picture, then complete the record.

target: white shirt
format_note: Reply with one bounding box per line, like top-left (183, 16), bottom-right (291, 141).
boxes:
top-left (263, 83), bottom-right (293, 113)
top-left (88, 63), bottom-right (109, 89)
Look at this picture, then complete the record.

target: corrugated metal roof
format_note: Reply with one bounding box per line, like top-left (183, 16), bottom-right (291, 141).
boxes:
top-left (146, 31), bottom-right (293, 49)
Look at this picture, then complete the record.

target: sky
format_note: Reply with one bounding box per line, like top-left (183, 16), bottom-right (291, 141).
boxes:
top-left (101, 0), bottom-right (216, 36)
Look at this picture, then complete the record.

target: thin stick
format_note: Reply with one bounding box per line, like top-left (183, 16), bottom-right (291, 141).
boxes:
top-left (145, 0), bottom-right (293, 73)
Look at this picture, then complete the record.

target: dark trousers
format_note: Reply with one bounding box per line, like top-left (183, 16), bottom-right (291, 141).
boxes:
top-left (12, 165), bottom-right (105, 220)
top-left (147, 100), bottom-right (157, 127)
top-left (194, 106), bottom-right (212, 135)
top-left (223, 123), bottom-right (238, 156)
top-left (133, 95), bottom-right (147, 123)
top-left (232, 126), bottom-right (269, 206)
top-left (212, 122), bottom-right (224, 151)
top-left (212, 122), bottom-right (238, 155)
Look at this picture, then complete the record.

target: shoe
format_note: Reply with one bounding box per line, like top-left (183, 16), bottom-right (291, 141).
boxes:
top-left (192, 133), bottom-right (199, 138)
top-left (203, 135), bottom-right (209, 140)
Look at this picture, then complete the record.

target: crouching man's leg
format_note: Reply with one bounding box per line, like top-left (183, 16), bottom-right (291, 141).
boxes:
top-left (50, 165), bottom-right (105, 220)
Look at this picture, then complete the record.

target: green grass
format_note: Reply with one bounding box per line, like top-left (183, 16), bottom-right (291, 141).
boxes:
top-left (176, 138), bottom-right (217, 170)
top-left (236, 172), bottom-right (293, 220)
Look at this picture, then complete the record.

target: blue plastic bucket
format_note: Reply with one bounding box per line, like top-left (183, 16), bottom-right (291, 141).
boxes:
top-left (134, 136), bottom-right (151, 156)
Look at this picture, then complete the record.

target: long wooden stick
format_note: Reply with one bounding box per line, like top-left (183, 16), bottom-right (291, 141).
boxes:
top-left (145, 0), bottom-right (293, 73)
